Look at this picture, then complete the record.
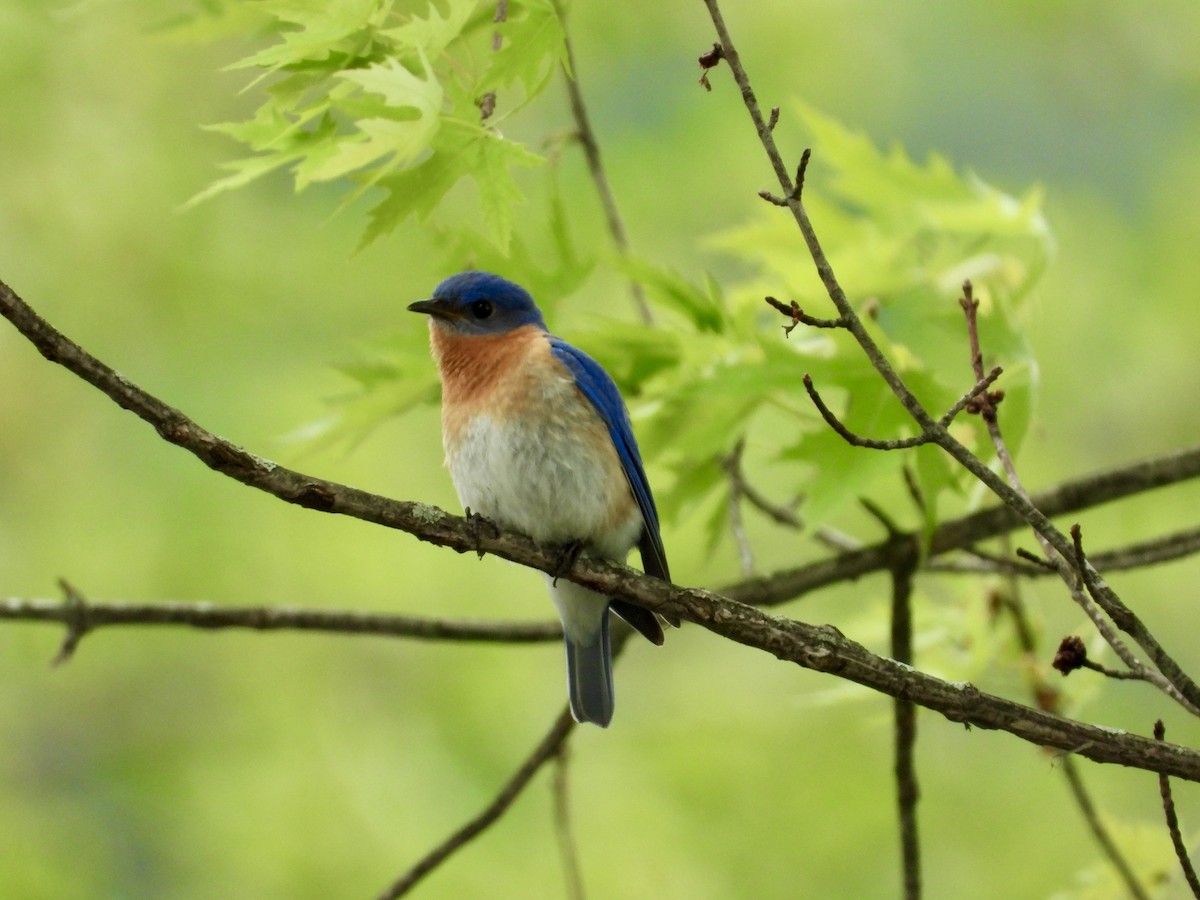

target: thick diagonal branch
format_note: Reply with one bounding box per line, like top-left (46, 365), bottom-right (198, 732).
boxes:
top-left (4, 278), bottom-right (1200, 781)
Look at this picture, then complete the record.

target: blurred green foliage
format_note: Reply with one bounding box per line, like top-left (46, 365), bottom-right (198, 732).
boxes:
top-left (193, 0), bottom-right (1052, 545)
top-left (3, 1), bottom-right (1200, 898)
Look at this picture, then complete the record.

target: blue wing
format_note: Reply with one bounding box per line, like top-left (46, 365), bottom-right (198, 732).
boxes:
top-left (549, 338), bottom-right (670, 585)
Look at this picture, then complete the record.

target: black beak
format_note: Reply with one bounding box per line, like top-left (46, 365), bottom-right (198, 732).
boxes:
top-left (407, 297), bottom-right (454, 319)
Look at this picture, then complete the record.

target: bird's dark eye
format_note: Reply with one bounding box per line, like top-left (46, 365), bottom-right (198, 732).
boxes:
top-left (470, 300), bottom-right (494, 320)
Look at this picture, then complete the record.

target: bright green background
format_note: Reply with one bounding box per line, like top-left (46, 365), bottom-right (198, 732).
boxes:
top-left (3, 2), bottom-right (1200, 898)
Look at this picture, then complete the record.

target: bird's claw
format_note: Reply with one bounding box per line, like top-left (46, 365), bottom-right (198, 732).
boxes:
top-left (464, 507), bottom-right (501, 559)
top-left (551, 541), bottom-right (586, 586)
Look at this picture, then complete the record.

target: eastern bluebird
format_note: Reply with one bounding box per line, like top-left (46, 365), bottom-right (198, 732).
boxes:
top-left (408, 271), bottom-right (670, 727)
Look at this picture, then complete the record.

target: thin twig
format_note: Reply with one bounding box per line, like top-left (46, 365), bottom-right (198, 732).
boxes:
top-left (719, 429), bottom-right (809, 537)
top-left (800, 366), bottom-right (1001, 452)
top-left (792, 148), bottom-right (813, 200)
top-left (998, 569), bottom-right (1148, 895)
top-left (937, 366), bottom-right (1004, 428)
top-left (803, 375), bottom-right (932, 450)
top-left (51, 579), bottom-right (91, 666)
top-left (723, 444), bottom-right (1200, 609)
top-left (1087, 525), bottom-right (1200, 572)
top-left (764, 295), bottom-right (844, 332)
top-left (5, 521), bottom-right (1197, 650)
top-left (741, 483), bottom-right (805, 531)
top-left (701, 0), bottom-right (1200, 713)
top-left (721, 437), bottom-right (756, 576)
top-left (890, 552), bottom-right (921, 900)
top-left (476, 0), bottom-right (509, 119)
top-left (1061, 757), bottom-right (1151, 900)
top-left (927, 526), bottom-right (1200, 579)
top-left (1080, 658), bottom-right (1151, 681)
top-left (959, 286), bottom-right (1160, 684)
top-left (559, 12), bottom-right (651, 324)
top-left (0, 595), bottom-right (561, 646)
top-left (553, 743), bottom-right (587, 900)
top-left (1071, 523), bottom-right (1197, 710)
top-left (375, 709), bottom-right (576, 899)
top-left (1155, 720), bottom-right (1200, 898)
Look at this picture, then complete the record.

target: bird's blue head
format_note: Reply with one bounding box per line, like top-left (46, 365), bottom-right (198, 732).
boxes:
top-left (408, 271), bottom-right (547, 335)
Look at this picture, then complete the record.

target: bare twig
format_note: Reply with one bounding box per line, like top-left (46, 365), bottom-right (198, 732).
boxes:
top-left (700, 0), bottom-right (1200, 712)
top-left (966, 286), bottom-right (1198, 712)
top-left (476, 0), bottom-right (510, 119)
top-left (1, 595), bottom-right (561, 645)
top-left (1052, 634), bottom-right (1162, 683)
top-left (51, 579), bottom-right (91, 666)
top-left (1088, 525), bottom-right (1200, 572)
top-left (937, 366), bottom-right (1004, 429)
top-left (803, 375), bottom-right (932, 450)
top-left (793, 148), bottom-right (813, 199)
top-left (958, 285), bottom-right (1168, 691)
top-left (376, 709), bottom-right (576, 899)
top-left (1155, 720), bottom-right (1200, 898)
top-left (553, 743), bottom-right (587, 900)
top-left (928, 526), bottom-right (1200, 579)
top-left (800, 367), bottom-right (1002, 452)
top-left (890, 553), bottom-right (921, 900)
top-left (739, 481), bottom-right (805, 531)
top-left (723, 445), bottom-right (1200, 609)
top-left (1061, 758), bottom-right (1151, 900)
top-left (999, 579), bottom-right (1148, 895)
top-left (721, 438), bottom-right (756, 576)
top-left (559, 13), bottom-right (651, 323)
top-left (764, 295), bottom-right (844, 332)
top-left (6, 520), bottom-right (1196, 652)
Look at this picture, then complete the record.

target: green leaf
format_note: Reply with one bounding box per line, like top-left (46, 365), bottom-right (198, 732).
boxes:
top-left (300, 55), bottom-right (444, 184)
top-left (435, 174), bottom-right (595, 313)
top-left (471, 130), bottom-right (542, 249)
top-left (380, 0), bottom-right (476, 58)
top-left (290, 333), bottom-right (442, 454)
top-left (615, 258), bottom-right (728, 333)
top-left (357, 120), bottom-right (542, 248)
top-left (359, 148), bottom-right (464, 247)
top-left (231, 0), bottom-right (389, 72)
top-left (482, 0), bottom-right (568, 96)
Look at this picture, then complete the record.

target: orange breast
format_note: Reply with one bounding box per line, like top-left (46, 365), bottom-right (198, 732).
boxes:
top-left (430, 323), bottom-right (549, 436)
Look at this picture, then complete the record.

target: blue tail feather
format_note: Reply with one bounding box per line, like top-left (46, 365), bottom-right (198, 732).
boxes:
top-left (563, 613), bottom-right (614, 727)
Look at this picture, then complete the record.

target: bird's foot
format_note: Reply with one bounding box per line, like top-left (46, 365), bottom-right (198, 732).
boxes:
top-left (551, 541), bottom-right (586, 587)
top-left (464, 507), bottom-right (501, 559)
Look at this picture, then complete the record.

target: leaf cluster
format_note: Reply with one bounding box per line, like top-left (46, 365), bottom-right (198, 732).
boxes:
top-left (581, 106), bottom-right (1051, 547)
top-left (187, 0), bottom-right (566, 250)
top-left (193, 1), bottom-right (1052, 562)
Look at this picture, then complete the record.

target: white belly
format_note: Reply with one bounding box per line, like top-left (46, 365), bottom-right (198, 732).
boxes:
top-left (445, 413), bottom-right (641, 560)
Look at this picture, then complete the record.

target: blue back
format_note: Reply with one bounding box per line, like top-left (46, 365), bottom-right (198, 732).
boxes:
top-left (549, 337), bottom-right (670, 582)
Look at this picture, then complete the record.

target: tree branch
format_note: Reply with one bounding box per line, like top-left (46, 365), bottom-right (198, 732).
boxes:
top-left (890, 551), bottom-right (921, 900)
top-left (997, 576), bottom-right (1149, 897)
top-left (1155, 720), bottom-right (1200, 898)
top-left (955, 284), bottom-right (1193, 712)
top-left (5, 279), bottom-right (1200, 781)
top-left (552, 742), bottom-right (587, 900)
top-left (699, 1), bottom-right (1200, 712)
top-left (558, 9), bottom-right (651, 324)
top-left (722, 444), bottom-right (1200, 608)
top-left (1062, 757), bottom-right (1150, 900)
top-left (375, 709), bottom-right (576, 899)
top-left (0, 595), bottom-right (561, 646)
